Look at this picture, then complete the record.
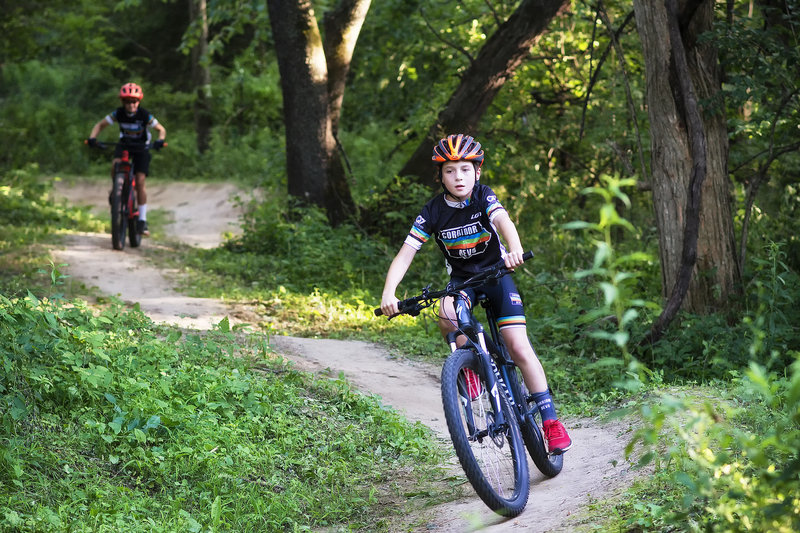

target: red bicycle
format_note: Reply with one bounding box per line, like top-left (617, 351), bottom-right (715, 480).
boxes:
top-left (86, 140), bottom-right (161, 250)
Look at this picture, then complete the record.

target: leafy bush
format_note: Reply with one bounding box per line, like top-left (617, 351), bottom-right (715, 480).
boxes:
top-left (627, 358), bottom-right (800, 532)
top-left (647, 241), bottom-right (800, 381)
top-left (0, 291), bottom-right (444, 531)
top-left (0, 60), bottom-right (108, 175)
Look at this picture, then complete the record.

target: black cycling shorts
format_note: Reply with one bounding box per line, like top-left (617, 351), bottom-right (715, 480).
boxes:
top-left (114, 145), bottom-right (152, 176)
top-left (447, 273), bottom-right (527, 330)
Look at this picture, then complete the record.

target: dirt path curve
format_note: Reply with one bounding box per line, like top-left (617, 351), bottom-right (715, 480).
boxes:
top-left (52, 180), bottom-right (639, 532)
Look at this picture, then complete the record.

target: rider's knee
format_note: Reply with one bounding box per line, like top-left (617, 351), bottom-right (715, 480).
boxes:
top-left (437, 315), bottom-right (455, 337)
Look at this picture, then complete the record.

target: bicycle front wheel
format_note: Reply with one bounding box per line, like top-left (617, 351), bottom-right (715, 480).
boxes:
top-left (441, 348), bottom-right (529, 517)
top-left (110, 172), bottom-right (126, 250)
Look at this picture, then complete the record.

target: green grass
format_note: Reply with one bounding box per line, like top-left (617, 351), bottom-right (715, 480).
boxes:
top-left (0, 291), bottom-right (451, 532)
top-left (1, 170), bottom-right (455, 532)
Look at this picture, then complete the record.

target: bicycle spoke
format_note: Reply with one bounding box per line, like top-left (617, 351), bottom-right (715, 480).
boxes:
top-left (461, 388), bottom-right (518, 498)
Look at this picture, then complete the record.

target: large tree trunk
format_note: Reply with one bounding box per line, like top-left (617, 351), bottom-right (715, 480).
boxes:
top-left (322, 0), bottom-right (371, 222)
top-left (267, 0), bottom-right (366, 224)
top-left (398, 0), bottom-right (570, 186)
top-left (634, 0), bottom-right (740, 325)
top-left (323, 0), bottom-right (370, 137)
top-left (189, 0), bottom-right (212, 154)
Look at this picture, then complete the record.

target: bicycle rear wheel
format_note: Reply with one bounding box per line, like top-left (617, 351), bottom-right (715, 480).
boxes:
top-left (441, 348), bottom-right (529, 517)
top-left (110, 172), bottom-right (126, 250)
top-left (506, 366), bottom-right (563, 477)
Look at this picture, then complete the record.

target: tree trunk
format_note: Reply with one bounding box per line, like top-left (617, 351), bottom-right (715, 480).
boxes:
top-left (267, 0), bottom-right (365, 224)
top-left (323, 0), bottom-right (371, 137)
top-left (634, 0), bottom-right (740, 323)
top-left (322, 0), bottom-right (371, 222)
top-left (398, 0), bottom-right (570, 186)
top-left (189, 0), bottom-right (212, 154)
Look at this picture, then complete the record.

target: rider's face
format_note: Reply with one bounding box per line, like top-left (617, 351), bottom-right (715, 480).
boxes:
top-left (123, 99), bottom-right (140, 112)
top-left (441, 161), bottom-right (480, 202)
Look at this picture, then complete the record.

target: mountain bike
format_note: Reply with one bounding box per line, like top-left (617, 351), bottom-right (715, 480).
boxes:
top-left (375, 252), bottom-right (563, 517)
top-left (86, 140), bottom-right (160, 250)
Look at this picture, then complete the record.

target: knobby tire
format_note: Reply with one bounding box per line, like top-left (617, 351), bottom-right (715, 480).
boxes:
top-left (441, 348), bottom-right (529, 517)
top-left (111, 172), bottom-right (126, 250)
top-left (506, 367), bottom-right (563, 477)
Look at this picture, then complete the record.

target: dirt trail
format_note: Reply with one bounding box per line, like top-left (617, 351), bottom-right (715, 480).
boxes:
top-left (52, 180), bottom-right (639, 532)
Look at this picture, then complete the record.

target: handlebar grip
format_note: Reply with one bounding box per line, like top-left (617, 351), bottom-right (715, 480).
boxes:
top-left (374, 297), bottom-right (419, 317)
top-left (522, 251), bottom-right (534, 262)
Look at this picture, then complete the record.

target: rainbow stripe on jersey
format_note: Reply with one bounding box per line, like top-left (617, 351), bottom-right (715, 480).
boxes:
top-left (440, 227), bottom-right (492, 251)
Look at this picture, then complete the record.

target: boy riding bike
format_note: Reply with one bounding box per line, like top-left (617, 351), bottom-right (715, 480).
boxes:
top-left (87, 82), bottom-right (166, 236)
top-left (380, 133), bottom-right (572, 454)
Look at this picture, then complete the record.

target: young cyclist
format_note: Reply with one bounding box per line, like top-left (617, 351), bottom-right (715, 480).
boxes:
top-left (380, 133), bottom-right (572, 454)
top-left (87, 82), bottom-right (166, 236)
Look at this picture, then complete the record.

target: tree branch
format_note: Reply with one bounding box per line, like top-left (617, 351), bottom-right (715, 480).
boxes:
top-left (579, 8), bottom-right (635, 140)
top-left (738, 88), bottom-right (800, 270)
top-left (419, 7), bottom-right (474, 64)
top-left (484, 0), bottom-right (502, 28)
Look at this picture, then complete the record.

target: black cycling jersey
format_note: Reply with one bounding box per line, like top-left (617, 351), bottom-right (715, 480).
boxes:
top-left (404, 183), bottom-right (508, 278)
top-left (106, 107), bottom-right (160, 146)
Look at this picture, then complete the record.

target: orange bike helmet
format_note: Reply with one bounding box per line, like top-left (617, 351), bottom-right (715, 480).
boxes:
top-left (119, 83), bottom-right (143, 101)
top-left (432, 133), bottom-right (484, 167)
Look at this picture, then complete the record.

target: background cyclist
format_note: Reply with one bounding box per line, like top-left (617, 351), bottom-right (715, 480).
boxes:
top-left (87, 82), bottom-right (166, 236)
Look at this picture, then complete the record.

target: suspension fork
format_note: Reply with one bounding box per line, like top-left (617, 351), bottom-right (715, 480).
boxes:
top-left (127, 169), bottom-right (138, 217)
top-left (481, 302), bottom-right (527, 419)
top-left (447, 293), bottom-right (510, 433)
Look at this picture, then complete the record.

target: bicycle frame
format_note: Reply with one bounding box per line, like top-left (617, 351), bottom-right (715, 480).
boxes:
top-left (114, 151), bottom-right (136, 210)
top-left (444, 291), bottom-right (525, 439)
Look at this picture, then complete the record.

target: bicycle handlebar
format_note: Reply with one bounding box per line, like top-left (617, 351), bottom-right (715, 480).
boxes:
top-left (374, 251), bottom-right (534, 318)
top-left (84, 139), bottom-right (167, 151)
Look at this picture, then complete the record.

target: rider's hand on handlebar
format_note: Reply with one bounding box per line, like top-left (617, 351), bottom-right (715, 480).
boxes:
top-left (503, 249), bottom-right (525, 270)
top-left (87, 137), bottom-right (98, 148)
top-left (380, 293), bottom-right (400, 318)
top-left (152, 139), bottom-right (165, 151)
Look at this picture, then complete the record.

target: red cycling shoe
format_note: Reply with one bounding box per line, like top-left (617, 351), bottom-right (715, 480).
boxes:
top-left (543, 419), bottom-right (572, 454)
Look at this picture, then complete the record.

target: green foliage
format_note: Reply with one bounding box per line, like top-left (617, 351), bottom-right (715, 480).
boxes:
top-left (0, 61), bottom-right (109, 174)
top-left (565, 175), bottom-right (659, 356)
top-left (715, 0), bottom-right (800, 272)
top-left (646, 241), bottom-right (800, 381)
top-left (0, 291), bottom-right (444, 531)
top-left (625, 357), bottom-right (800, 532)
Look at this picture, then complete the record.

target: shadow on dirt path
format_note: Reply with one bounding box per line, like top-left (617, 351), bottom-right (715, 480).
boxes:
top-left (51, 180), bottom-right (641, 532)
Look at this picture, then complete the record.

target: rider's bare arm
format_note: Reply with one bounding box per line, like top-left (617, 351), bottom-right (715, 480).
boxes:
top-left (492, 212), bottom-right (525, 269)
top-left (89, 118), bottom-right (111, 139)
top-left (152, 121), bottom-right (166, 141)
top-left (381, 243), bottom-right (417, 317)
